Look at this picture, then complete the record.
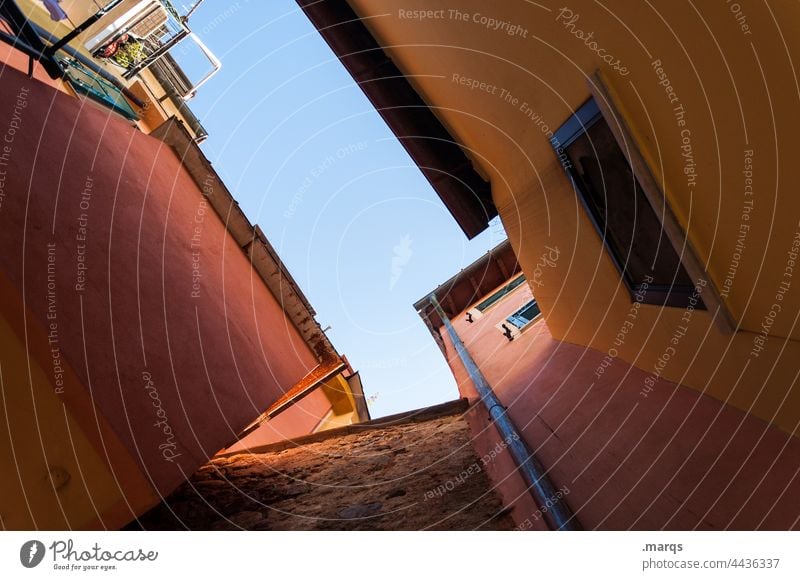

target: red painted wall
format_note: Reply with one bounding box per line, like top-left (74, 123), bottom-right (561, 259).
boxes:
top-left (442, 282), bottom-right (800, 529)
top-left (224, 388), bottom-right (333, 453)
top-left (0, 66), bottom-right (319, 496)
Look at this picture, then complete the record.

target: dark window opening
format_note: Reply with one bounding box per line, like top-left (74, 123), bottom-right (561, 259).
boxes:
top-left (507, 300), bottom-right (541, 329)
top-left (553, 99), bottom-right (701, 309)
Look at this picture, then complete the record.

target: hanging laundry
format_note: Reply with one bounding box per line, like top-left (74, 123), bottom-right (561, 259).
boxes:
top-left (42, 0), bottom-right (68, 22)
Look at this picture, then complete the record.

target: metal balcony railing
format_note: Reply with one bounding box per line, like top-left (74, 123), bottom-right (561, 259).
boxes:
top-left (59, 56), bottom-right (139, 120)
top-left (86, 0), bottom-right (220, 98)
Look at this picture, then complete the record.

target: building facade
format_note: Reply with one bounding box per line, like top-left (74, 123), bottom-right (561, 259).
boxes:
top-left (0, 5), bottom-right (368, 529)
top-left (3, 0), bottom-right (217, 140)
top-left (297, 0), bottom-right (800, 528)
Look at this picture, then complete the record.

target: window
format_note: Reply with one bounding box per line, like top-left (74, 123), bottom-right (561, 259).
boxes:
top-left (553, 98), bottom-right (701, 309)
top-left (474, 275), bottom-right (527, 312)
top-left (507, 300), bottom-right (541, 328)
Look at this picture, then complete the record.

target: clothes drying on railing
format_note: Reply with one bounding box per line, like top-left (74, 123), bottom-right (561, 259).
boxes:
top-left (41, 0), bottom-right (67, 22)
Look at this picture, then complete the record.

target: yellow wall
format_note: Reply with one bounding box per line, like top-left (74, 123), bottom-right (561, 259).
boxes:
top-left (0, 266), bottom-right (158, 529)
top-left (0, 314), bottom-right (125, 529)
top-left (348, 0), bottom-right (800, 434)
top-left (315, 410), bottom-right (357, 432)
top-left (15, 0), bottom-right (198, 138)
top-left (315, 375), bottom-right (359, 431)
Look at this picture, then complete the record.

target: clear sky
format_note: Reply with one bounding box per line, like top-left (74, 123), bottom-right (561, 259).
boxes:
top-left (183, 1), bottom-right (506, 418)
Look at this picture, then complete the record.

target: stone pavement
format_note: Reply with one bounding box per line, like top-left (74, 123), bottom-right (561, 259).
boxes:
top-left (128, 400), bottom-right (514, 530)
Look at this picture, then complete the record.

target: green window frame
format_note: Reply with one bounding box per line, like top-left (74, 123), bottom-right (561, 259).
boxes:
top-left (60, 58), bottom-right (139, 121)
top-left (506, 300), bottom-right (541, 329)
top-left (474, 275), bottom-right (527, 312)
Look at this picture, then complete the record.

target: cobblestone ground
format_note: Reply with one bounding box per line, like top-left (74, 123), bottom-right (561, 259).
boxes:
top-left (128, 401), bottom-right (514, 530)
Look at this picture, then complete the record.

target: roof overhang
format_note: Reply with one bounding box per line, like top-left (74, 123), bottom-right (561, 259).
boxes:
top-left (413, 239), bottom-right (521, 332)
top-left (296, 0), bottom-right (496, 239)
top-left (345, 371), bottom-right (370, 423)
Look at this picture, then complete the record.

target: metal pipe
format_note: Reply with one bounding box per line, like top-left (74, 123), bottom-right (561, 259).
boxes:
top-left (45, 0), bottom-right (126, 55)
top-left (179, 32), bottom-right (221, 100)
top-left (429, 295), bottom-right (580, 531)
top-left (182, 0), bottom-right (206, 22)
top-left (0, 29), bottom-right (41, 61)
top-left (145, 57), bottom-right (207, 141)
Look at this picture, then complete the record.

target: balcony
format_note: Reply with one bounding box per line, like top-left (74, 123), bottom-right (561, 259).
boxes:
top-left (0, 0), bottom-right (219, 140)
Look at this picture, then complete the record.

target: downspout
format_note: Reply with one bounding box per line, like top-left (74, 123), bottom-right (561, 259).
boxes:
top-left (146, 59), bottom-right (208, 142)
top-left (429, 295), bottom-right (580, 531)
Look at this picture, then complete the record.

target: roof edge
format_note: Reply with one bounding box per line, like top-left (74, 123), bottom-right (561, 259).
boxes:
top-left (296, 0), bottom-right (496, 239)
top-left (149, 116), bottom-right (336, 361)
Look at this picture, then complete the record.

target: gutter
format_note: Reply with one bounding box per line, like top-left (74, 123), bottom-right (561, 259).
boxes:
top-left (412, 239), bottom-right (519, 315)
top-left (296, 0), bottom-right (496, 239)
top-left (429, 295), bottom-right (580, 530)
top-left (150, 117), bottom-right (336, 361)
top-left (147, 56), bottom-right (209, 142)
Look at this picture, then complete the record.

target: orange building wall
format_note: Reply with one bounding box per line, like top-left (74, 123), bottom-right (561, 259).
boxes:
top-left (0, 65), bottom-right (320, 525)
top-left (346, 0), bottom-right (800, 444)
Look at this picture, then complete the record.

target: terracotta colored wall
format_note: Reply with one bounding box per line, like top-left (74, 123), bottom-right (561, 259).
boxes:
top-left (0, 66), bottom-right (319, 504)
top-left (441, 282), bottom-right (800, 530)
top-left (0, 49), bottom-right (63, 91)
top-left (224, 388), bottom-right (333, 454)
top-left (347, 0), bottom-right (800, 444)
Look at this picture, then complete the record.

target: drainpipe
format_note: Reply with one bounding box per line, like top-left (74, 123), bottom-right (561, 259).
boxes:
top-left (429, 295), bottom-right (580, 531)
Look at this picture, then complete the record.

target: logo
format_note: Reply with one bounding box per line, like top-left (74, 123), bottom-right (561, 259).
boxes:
top-left (389, 234), bottom-right (413, 290)
top-left (20, 540), bottom-right (45, 568)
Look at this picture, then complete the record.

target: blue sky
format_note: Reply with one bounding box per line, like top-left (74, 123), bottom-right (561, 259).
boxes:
top-left (183, 1), bottom-right (506, 417)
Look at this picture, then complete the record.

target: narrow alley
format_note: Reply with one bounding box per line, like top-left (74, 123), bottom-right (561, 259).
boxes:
top-left (129, 401), bottom-right (514, 531)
